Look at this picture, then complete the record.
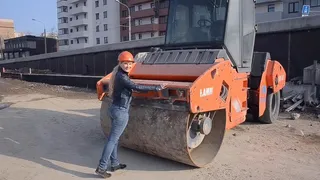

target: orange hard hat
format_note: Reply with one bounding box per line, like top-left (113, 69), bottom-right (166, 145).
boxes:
top-left (118, 51), bottom-right (134, 62)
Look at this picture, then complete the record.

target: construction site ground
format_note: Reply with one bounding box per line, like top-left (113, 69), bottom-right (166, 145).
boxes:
top-left (0, 78), bottom-right (319, 180)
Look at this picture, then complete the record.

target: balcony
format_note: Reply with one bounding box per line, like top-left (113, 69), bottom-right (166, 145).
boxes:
top-left (121, 23), bottom-right (166, 35)
top-left (127, 0), bottom-right (152, 6)
top-left (58, 33), bottom-right (69, 40)
top-left (69, 31), bottom-right (89, 39)
top-left (121, 8), bottom-right (168, 23)
top-left (69, 0), bottom-right (85, 4)
top-left (132, 8), bottom-right (154, 19)
top-left (69, 18), bottom-right (89, 27)
top-left (58, 22), bottom-right (69, 29)
top-left (69, 5), bottom-right (88, 15)
top-left (57, 0), bottom-right (68, 6)
top-left (57, 11), bottom-right (68, 18)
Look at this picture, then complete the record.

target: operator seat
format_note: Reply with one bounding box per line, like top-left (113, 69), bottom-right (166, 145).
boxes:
top-left (186, 27), bottom-right (209, 42)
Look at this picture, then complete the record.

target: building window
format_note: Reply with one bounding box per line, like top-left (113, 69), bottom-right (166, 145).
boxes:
top-left (289, 2), bottom-right (299, 13)
top-left (104, 24), bottom-right (108, 31)
top-left (160, 0), bottom-right (169, 8)
top-left (122, 10), bottom-right (128, 17)
top-left (122, 23), bottom-right (128, 30)
top-left (303, 0), bottom-right (320, 7)
top-left (84, 25), bottom-right (87, 31)
top-left (96, 13), bottom-right (99, 20)
top-left (151, 3), bottom-right (155, 8)
top-left (151, 17), bottom-right (154, 24)
top-left (268, 4), bottom-right (275, 12)
top-left (138, 19), bottom-right (142, 25)
top-left (76, 27), bottom-right (79, 32)
top-left (77, 39), bottom-right (80, 44)
top-left (58, 6), bottom-right (68, 13)
top-left (103, 0), bottom-right (107, 5)
top-left (70, 40), bottom-right (73, 44)
top-left (159, 16), bottom-right (167, 24)
top-left (104, 11), bottom-right (107, 18)
top-left (70, 29), bottom-right (73, 33)
top-left (138, 4), bottom-right (142, 10)
top-left (104, 37), bottom-right (108, 44)
top-left (70, 17), bottom-right (72, 21)
top-left (151, 32), bottom-right (154, 37)
top-left (122, 36), bottom-right (128, 41)
top-left (84, 1), bottom-right (86, 6)
top-left (85, 38), bottom-right (88, 43)
top-left (96, 25), bottom-right (100, 32)
top-left (76, 15), bottom-right (79, 20)
top-left (130, 6), bottom-right (135, 12)
top-left (95, 0), bottom-right (99, 7)
top-left (84, 13), bottom-right (87, 18)
top-left (58, 39), bottom-right (69, 46)
top-left (76, 3), bottom-right (78, 7)
top-left (58, 17), bottom-right (68, 23)
top-left (96, 38), bottom-right (100, 44)
top-left (139, 34), bottom-right (142, 39)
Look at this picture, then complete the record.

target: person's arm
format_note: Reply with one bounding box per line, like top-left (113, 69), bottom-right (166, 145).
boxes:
top-left (120, 73), bottom-right (163, 92)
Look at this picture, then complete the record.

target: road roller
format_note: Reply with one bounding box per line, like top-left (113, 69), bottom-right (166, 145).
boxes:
top-left (96, 0), bottom-right (286, 167)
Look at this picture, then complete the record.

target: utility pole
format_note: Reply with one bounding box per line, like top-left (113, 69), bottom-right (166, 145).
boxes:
top-left (32, 18), bottom-right (47, 53)
top-left (115, 0), bottom-right (131, 41)
top-left (0, 37), bottom-right (3, 60)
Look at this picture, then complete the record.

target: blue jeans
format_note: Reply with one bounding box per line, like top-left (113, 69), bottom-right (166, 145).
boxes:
top-left (98, 104), bottom-right (129, 170)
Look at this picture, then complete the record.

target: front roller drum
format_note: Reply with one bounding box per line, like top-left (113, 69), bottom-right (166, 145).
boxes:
top-left (100, 98), bottom-right (226, 167)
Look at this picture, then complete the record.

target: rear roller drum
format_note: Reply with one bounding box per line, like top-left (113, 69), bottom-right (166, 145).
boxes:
top-left (100, 97), bottom-right (226, 167)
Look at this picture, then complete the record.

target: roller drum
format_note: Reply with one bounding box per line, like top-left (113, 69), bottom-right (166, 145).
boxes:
top-left (100, 97), bottom-right (226, 167)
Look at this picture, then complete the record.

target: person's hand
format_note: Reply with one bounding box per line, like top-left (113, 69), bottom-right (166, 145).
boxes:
top-left (156, 83), bottom-right (167, 91)
top-left (160, 84), bottom-right (167, 90)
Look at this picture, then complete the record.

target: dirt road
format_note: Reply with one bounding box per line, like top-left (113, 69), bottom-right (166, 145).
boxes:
top-left (0, 78), bottom-right (319, 180)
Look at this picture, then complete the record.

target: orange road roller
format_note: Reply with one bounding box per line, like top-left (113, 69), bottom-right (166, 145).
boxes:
top-left (96, 0), bottom-right (286, 167)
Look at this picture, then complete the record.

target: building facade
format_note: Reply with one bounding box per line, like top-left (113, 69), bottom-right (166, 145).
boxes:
top-left (256, 0), bottom-right (320, 23)
top-left (57, 0), bottom-right (121, 51)
top-left (1, 35), bottom-right (58, 60)
top-left (0, 19), bottom-right (15, 59)
top-left (119, 0), bottom-right (169, 42)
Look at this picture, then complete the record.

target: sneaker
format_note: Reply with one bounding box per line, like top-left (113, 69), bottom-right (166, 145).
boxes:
top-left (111, 164), bottom-right (127, 172)
top-left (95, 167), bottom-right (111, 178)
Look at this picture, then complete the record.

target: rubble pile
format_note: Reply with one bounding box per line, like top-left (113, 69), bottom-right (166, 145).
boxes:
top-left (281, 89), bottom-right (319, 113)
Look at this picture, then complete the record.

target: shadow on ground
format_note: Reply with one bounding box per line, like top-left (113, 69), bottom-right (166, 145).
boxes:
top-left (0, 107), bottom-right (192, 178)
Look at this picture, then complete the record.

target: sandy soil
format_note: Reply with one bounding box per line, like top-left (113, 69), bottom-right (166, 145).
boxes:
top-left (0, 78), bottom-right (319, 180)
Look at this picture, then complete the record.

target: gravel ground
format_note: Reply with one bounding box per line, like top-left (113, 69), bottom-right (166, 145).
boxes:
top-left (0, 77), bottom-right (319, 180)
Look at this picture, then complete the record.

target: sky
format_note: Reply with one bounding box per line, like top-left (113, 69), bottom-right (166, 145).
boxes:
top-left (0, 0), bottom-right (58, 36)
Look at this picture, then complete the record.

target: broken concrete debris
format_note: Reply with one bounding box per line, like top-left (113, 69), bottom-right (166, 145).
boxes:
top-left (290, 113), bottom-right (301, 120)
top-left (281, 81), bottom-right (319, 113)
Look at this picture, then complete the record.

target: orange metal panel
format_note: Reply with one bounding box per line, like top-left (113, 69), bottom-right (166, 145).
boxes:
top-left (266, 60), bottom-right (286, 93)
top-left (129, 63), bottom-right (212, 81)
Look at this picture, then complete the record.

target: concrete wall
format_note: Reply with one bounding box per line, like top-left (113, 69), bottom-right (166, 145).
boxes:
top-left (1, 15), bottom-right (320, 80)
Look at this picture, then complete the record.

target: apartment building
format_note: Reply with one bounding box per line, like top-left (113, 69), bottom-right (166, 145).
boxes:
top-left (256, 0), bottom-right (320, 23)
top-left (57, 0), bottom-right (121, 51)
top-left (119, 0), bottom-right (169, 41)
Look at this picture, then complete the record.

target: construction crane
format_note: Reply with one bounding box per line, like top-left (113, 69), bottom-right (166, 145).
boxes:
top-left (96, 0), bottom-right (286, 167)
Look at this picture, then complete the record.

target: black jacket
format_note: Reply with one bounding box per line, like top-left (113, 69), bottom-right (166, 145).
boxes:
top-left (111, 67), bottom-right (161, 109)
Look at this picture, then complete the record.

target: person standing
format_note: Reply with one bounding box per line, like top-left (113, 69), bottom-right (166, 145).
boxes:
top-left (95, 51), bottom-right (165, 178)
